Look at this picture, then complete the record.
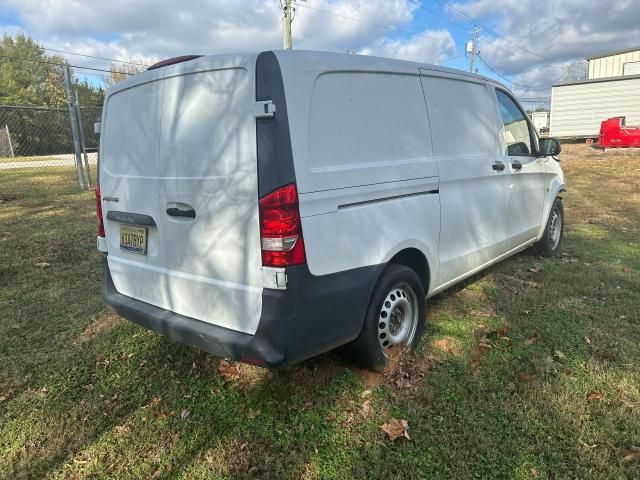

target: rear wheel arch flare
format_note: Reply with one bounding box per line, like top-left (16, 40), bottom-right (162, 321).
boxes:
top-left (387, 248), bottom-right (430, 294)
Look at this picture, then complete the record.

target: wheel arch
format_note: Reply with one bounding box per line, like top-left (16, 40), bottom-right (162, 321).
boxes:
top-left (538, 182), bottom-right (566, 240)
top-left (386, 247), bottom-right (431, 295)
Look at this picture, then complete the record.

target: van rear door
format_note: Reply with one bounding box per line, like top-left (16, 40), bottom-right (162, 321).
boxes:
top-left (100, 54), bottom-right (263, 335)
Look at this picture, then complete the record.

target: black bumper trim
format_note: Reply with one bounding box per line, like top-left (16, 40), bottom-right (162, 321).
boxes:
top-left (102, 257), bottom-right (382, 366)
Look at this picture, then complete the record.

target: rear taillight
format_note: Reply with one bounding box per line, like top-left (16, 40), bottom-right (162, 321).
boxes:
top-left (259, 183), bottom-right (306, 267)
top-left (95, 185), bottom-right (105, 238)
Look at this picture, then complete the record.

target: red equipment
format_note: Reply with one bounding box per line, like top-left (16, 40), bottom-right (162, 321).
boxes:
top-left (598, 117), bottom-right (640, 148)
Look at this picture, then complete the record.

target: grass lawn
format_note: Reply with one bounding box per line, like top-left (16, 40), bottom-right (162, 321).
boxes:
top-left (0, 165), bottom-right (95, 198)
top-left (0, 144), bottom-right (638, 479)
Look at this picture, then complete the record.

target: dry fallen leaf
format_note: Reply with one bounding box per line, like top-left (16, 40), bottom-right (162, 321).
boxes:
top-left (154, 410), bottom-right (167, 420)
top-left (478, 335), bottom-right (491, 350)
top-left (554, 350), bottom-right (566, 360)
top-left (247, 409), bottom-right (261, 419)
top-left (623, 447), bottom-right (640, 462)
top-left (380, 418), bottom-right (410, 441)
top-left (528, 265), bottom-right (542, 273)
top-left (530, 468), bottom-right (539, 477)
top-left (524, 331), bottom-right (541, 345)
top-left (216, 360), bottom-right (241, 382)
top-left (180, 409), bottom-right (191, 420)
top-left (361, 400), bottom-right (372, 417)
top-left (325, 411), bottom-right (337, 422)
top-left (115, 425), bottom-right (130, 435)
top-left (361, 389), bottom-right (372, 398)
top-left (586, 390), bottom-right (603, 402)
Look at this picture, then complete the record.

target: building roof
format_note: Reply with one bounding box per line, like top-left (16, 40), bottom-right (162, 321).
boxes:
top-left (553, 73), bottom-right (640, 88)
top-left (588, 46), bottom-right (640, 61)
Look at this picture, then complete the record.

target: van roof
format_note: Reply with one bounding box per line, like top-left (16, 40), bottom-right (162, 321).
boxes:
top-left (270, 49), bottom-right (501, 85)
top-left (107, 49), bottom-right (506, 97)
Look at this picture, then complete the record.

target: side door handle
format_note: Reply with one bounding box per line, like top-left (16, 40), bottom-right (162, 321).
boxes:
top-left (492, 161), bottom-right (505, 171)
top-left (512, 160), bottom-right (523, 171)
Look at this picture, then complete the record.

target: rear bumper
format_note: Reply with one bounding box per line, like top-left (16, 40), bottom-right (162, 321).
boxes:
top-left (102, 256), bottom-right (381, 366)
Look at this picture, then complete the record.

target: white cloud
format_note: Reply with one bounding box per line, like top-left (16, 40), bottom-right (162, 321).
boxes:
top-left (363, 29), bottom-right (456, 63)
top-left (0, 0), bottom-right (424, 65)
top-left (452, 0), bottom-right (640, 89)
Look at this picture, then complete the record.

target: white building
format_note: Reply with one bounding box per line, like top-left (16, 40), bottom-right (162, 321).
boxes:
top-left (550, 46), bottom-right (640, 139)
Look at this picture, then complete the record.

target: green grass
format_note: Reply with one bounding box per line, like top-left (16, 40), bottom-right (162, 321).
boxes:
top-left (1, 145), bottom-right (638, 479)
top-left (0, 165), bottom-right (95, 197)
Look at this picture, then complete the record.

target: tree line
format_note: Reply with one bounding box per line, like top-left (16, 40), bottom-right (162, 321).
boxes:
top-left (0, 33), bottom-right (146, 157)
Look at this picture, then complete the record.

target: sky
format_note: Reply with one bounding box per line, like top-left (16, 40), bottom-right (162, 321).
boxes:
top-left (1, 0), bottom-right (640, 102)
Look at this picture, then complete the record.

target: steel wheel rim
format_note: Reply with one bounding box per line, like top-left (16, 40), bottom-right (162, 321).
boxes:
top-left (549, 208), bottom-right (562, 250)
top-left (377, 283), bottom-right (419, 352)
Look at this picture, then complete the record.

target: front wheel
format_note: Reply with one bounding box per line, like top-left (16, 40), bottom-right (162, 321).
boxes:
top-left (346, 264), bottom-right (426, 372)
top-left (535, 197), bottom-right (564, 257)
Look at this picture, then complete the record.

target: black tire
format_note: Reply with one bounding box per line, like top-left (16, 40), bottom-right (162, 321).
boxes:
top-left (346, 264), bottom-right (426, 372)
top-left (535, 197), bottom-right (564, 257)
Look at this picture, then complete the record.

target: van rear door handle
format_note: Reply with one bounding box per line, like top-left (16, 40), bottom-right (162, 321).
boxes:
top-left (492, 161), bottom-right (505, 171)
top-left (166, 207), bottom-right (196, 219)
top-left (512, 160), bottom-right (523, 171)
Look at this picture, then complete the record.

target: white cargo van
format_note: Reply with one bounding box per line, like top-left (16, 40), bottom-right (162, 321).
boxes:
top-left (97, 50), bottom-right (565, 371)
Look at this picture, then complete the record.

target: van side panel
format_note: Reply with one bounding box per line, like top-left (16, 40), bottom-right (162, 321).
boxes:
top-left (273, 57), bottom-right (440, 288)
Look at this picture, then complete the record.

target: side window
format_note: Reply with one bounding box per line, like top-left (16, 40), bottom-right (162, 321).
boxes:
top-left (496, 90), bottom-right (532, 156)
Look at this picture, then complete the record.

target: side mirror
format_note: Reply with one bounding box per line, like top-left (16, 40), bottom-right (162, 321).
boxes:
top-left (539, 137), bottom-right (561, 157)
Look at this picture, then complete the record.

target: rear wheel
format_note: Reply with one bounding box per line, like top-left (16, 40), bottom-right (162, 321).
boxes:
top-left (535, 197), bottom-right (564, 257)
top-left (347, 264), bottom-right (426, 372)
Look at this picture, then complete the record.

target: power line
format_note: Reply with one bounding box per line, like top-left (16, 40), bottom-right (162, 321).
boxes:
top-left (0, 54), bottom-right (132, 76)
top-left (431, 0), bottom-right (477, 26)
top-left (414, 2), bottom-right (469, 32)
top-left (297, 3), bottom-right (419, 36)
top-left (476, 54), bottom-right (558, 90)
top-left (41, 46), bottom-right (149, 67)
top-left (429, 0), bottom-right (559, 66)
top-left (439, 54), bottom-right (465, 64)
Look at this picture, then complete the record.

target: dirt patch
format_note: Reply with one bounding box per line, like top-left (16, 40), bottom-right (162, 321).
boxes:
top-left (353, 346), bottom-right (433, 393)
top-left (75, 312), bottom-right (121, 344)
top-left (207, 359), bottom-right (271, 390)
top-left (385, 347), bottom-right (431, 394)
top-left (433, 337), bottom-right (462, 355)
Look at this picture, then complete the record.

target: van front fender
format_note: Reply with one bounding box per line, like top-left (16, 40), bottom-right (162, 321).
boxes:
top-left (538, 180), bottom-right (566, 240)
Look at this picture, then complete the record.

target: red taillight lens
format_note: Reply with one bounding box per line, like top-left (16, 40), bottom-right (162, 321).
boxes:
top-left (259, 183), bottom-right (306, 267)
top-left (95, 185), bottom-right (105, 238)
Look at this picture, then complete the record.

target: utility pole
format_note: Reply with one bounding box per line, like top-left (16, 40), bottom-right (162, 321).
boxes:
top-left (467, 26), bottom-right (481, 73)
top-left (63, 64), bottom-right (86, 191)
top-left (283, 0), bottom-right (293, 50)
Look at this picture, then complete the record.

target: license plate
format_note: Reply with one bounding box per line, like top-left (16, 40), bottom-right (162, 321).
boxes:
top-left (120, 225), bottom-right (147, 255)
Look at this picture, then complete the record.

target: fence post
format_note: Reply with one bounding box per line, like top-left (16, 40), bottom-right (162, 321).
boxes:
top-left (74, 89), bottom-right (92, 188)
top-left (63, 64), bottom-right (86, 191)
top-left (5, 125), bottom-right (14, 157)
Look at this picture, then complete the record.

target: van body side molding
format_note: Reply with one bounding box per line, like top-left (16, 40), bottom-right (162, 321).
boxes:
top-left (106, 211), bottom-right (157, 227)
top-left (338, 189), bottom-right (439, 210)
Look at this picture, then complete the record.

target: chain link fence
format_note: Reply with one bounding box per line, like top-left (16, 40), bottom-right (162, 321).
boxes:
top-left (0, 103), bottom-right (101, 198)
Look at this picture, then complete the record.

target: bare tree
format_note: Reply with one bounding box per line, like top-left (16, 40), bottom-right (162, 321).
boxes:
top-left (105, 57), bottom-right (155, 86)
